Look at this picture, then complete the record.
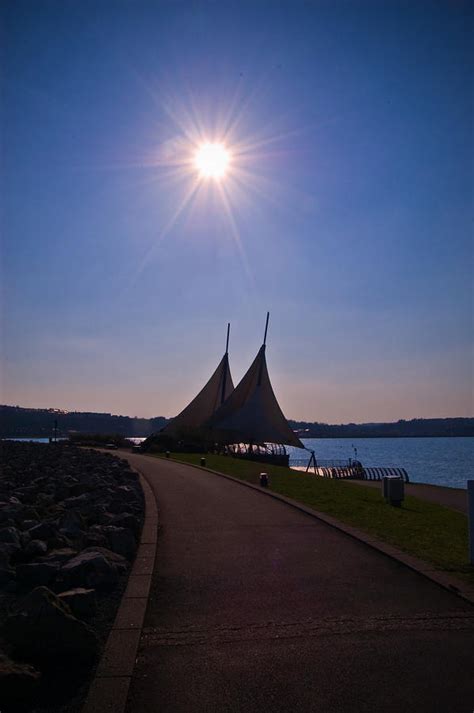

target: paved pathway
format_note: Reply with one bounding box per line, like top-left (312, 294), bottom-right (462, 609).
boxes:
top-left (123, 453), bottom-right (473, 713)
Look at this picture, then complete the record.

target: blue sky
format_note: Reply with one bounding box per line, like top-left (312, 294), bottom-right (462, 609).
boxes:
top-left (1, 0), bottom-right (472, 422)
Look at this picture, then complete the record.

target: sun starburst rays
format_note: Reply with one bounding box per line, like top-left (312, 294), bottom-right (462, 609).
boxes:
top-left (125, 78), bottom-right (307, 287)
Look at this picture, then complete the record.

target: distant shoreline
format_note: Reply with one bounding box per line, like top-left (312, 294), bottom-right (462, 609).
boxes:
top-left (1, 405), bottom-right (472, 440)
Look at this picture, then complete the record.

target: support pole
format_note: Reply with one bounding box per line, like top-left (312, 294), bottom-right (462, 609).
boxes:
top-left (263, 312), bottom-right (270, 346)
top-left (225, 322), bottom-right (230, 353)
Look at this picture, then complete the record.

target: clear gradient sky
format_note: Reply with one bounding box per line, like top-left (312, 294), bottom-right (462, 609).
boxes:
top-left (1, 0), bottom-right (473, 423)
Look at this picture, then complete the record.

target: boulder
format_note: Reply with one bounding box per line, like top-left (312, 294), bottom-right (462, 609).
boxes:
top-left (4, 586), bottom-right (98, 662)
top-left (0, 527), bottom-right (20, 545)
top-left (24, 539), bottom-right (48, 559)
top-left (61, 548), bottom-right (126, 590)
top-left (0, 653), bottom-right (41, 706)
top-left (58, 587), bottom-right (96, 618)
top-left (63, 494), bottom-right (91, 510)
top-left (41, 547), bottom-right (78, 565)
top-left (102, 526), bottom-right (137, 560)
top-left (28, 522), bottom-right (56, 541)
top-left (58, 511), bottom-right (84, 538)
top-left (111, 512), bottom-right (141, 539)
top-left (16, 562), bottom-right (59, 588)
top-left (0, 565), bottom-right (15, 587)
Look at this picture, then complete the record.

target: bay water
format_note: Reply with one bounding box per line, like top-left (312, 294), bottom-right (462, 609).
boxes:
top-left (5, 436), bottom-right (473, 489)
top-left (289, 437), bottom-right (473, 490)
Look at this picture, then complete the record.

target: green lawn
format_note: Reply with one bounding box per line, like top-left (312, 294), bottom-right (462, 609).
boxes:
top-left (152, 452), bottom-right (473, 585)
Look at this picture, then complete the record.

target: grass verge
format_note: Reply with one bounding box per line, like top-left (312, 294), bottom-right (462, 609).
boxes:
top-left (153, 452), bottom-right (473, 586)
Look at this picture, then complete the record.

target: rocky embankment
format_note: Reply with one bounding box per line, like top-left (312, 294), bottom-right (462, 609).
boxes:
top-left (0, 441), bottom-right (144, 712)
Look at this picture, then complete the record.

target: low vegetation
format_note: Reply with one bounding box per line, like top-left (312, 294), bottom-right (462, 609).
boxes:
top-left (154, 453), bottom-right (473, 585)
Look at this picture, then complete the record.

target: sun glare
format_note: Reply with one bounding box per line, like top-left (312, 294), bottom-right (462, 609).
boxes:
top-left (195, 143), bottom-right (230, 179)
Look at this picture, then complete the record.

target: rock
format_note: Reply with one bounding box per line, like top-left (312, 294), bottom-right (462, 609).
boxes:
top-left (63, 494), bottom-right (90, 510)
top-left (0, 653), bottom-right (41, 706)
top-left (24, 539), bottom-right (48, 559)
top-left (61, 549), bottom-right (124, 590)
top-left (0, 565), bottom-right (15, 587)
top-left (58, 510), bottom-right (84, 538)
top-left (111, 512), bottom-right (141, 539)
top-left (48, 534), bottom-right (73, 549)
top-left (16, 562), bottom-right (59, 588)
top-left (58, 587), bottom-right (96, 618)
top-left (19, 531), bottom-right (31, 549)
top-left (4, 586), bottom-right (98, 662)
top-left (41, 547), bottom-right (78, 565)
top-left (0, 542), bottom-right (21, 562)
top-left (84, 531), bottom-right (108, 549)
top-left (0, 527), bottom-right (20, 545)
top-left (28, 522), bottom-right (56, 541)
top-left (103, 526), bottom-right (137, 560)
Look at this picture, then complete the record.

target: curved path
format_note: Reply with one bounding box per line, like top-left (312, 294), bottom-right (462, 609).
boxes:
top-left (123, 453), bottom-right (473, 713)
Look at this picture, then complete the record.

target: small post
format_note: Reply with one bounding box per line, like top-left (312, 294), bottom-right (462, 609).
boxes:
top-left (259, 472), bottom-right (269, 488)
top-left (200, 457), bottom-right (206, 467)
top-left (468, 481), bottom-right (474, 564)
top-left (165, 451), bottom-right (170, 459)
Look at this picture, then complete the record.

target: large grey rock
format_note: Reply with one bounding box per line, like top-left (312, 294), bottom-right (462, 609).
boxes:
top-left (0, 565), bottom-right (15, 586)
top-left (102, 525), bottom-right (137, 560)
top-left (61, 547), bottom-right (126, 590)
top-left (58, 587), bottom-right (96, 618)
top-left (24, 539), bottom-right (48, 559)
top-left (16, 562), bottom-right (59, 588)
top-left (0, 653), bottom-right (41, 706)
top-left (111, 512), bottom-right (141, 538)
top-left (58, 511), bottom-right (84, 538)
top-left (0, 527), bottom-right (20, 545)
top-left (63, 494), bottom-right (91, 510)
top-left (41, 547), bottom-right (78, 565)
top-left (4, 586), bottom-right (98, 662)
top-left (28, 522), bottom-right (56, 541)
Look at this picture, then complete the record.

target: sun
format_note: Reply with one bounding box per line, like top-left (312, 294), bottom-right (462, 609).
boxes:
top-left (194, 142), bottom-right (230, 179)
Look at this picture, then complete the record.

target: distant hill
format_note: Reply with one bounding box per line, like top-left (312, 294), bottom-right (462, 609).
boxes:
top-left (0, 405), bottom-right (168, 439)
top-left (0, 405), bottom-right (472, 439)
top-left (289, 418), bottom-right (474, 438)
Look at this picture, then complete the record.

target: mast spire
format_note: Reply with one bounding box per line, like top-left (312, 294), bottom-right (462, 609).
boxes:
top-left (263, 312), bottom-right (270, 347)
top-left (225, 322), bottom-right (230, 354)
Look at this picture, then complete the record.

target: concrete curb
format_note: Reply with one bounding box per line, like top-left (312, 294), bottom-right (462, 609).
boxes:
top-left (157, 455), bottom-right (474, 607)
top-left (82, 470), bottom-right (158, 713)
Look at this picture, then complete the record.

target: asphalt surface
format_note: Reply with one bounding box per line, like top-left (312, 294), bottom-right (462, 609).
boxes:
top-left (123, 453), bottom-right (474, 713)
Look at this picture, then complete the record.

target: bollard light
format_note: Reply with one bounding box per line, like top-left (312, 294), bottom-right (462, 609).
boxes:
top-left (200, 457), bottom-right (206, 467)
top-left (165, 451), bottom-right (170, 459)
top-left (259, 472), bottom-right (269, 488)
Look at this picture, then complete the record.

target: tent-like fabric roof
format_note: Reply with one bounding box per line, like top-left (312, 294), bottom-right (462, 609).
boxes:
top-left (163, 351), bottom-right (234, 438)
top-left (206, 345), bottom-right (303, 448)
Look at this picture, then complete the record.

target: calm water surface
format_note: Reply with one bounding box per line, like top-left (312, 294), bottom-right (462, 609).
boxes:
top-left (289, 437), bottom-right (473, 490)
top-left (6, 436), bottom-right (473, 490)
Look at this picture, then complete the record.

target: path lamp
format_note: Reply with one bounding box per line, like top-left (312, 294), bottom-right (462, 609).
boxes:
top-left (259, 472), bottom-right (269, 488)
top-left (200, 457), bottom-right (206, 467)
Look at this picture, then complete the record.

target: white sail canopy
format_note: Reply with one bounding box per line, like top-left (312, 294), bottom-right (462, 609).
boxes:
top-left (163, 351), bottom-right (234, 438)
top-left (206, 345), bottom-right (303, 448)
